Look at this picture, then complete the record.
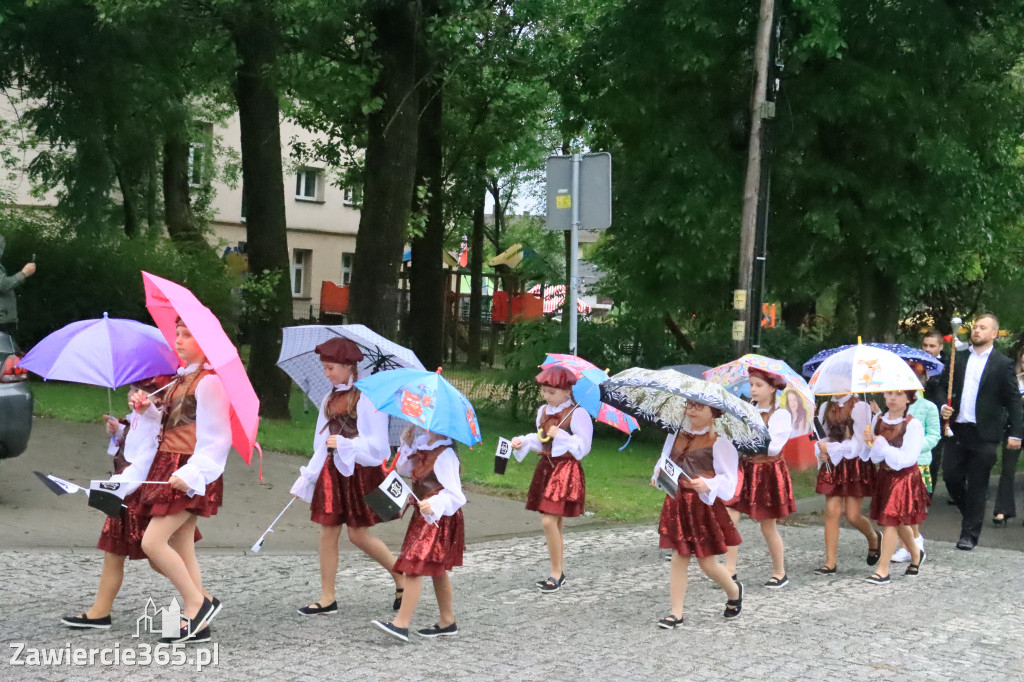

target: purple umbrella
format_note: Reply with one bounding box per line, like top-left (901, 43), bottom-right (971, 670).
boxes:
top-left (19, 313), bottom-right (179, 411)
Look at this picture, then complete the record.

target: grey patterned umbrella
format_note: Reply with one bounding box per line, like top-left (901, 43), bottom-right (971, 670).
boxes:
top-left (277, 324), bottom-right (425, 406)
top-left (599, 367), bottom-right (770, 453)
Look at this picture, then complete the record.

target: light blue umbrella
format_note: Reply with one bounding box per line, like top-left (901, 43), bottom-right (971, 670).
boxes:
top-left (355, 368), bottom-right (482, 447)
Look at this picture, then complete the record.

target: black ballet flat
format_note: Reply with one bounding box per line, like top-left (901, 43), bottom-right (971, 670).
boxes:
top-left (723, 582), bottom-right (743, 618)
top-left (866, 530), bottom-right (882, 566)
top-left (814, 564), bottom-right (837, 575)
top-left (657, 614), bottom-right (684, 629)
top-left (392, 589), bottom-right (404, 611)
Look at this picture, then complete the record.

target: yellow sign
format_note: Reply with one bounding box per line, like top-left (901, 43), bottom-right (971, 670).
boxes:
top-left (556, 194), bottom-right (572, 209)
top-left (731, 321), bottom-right (746, 341)
top-left (733, 289), bottom-right (747, 310)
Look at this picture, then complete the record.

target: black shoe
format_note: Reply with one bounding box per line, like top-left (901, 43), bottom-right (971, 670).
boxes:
top-left (724, 582), bottom-right (743, 618)
top-left (764, 574), bottom-right (789, 589)
top-left (946, 498), bottom-right (958, 506)
top-left (371, 620), bottom-right (409, 643)
top-left (539, 575), bottom-right (565, 593)
top-left (298, 600), bottom-right (338, 615)
top-left (535, 573), bottom-right (565, 587)
top-left (656, 614), bottom-right (684, 629)
top-left (61, 613), bottom-right (112, 630)
top-left (992, 515), bottom-right (1012, 527)
top-left (208, 597), bottom-right (222, 623)
top-left (905, 549), bottom-right (927, 576)
top-left (417, 622), bottom-right (459, 638)
top-left (393, 589), bottom-right (404, 611)
top-left (865, 573), bottom-right (890, 585)
top-left (955, 537), bottom-right (976, 551)
top-left (866, 530), bottom-right (882, 566)
top-left (813, 564), bottom-right (837, 575)
top-left (187, 626), bottom-right (212, 643)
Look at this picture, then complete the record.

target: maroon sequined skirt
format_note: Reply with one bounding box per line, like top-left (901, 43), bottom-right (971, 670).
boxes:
top-left (870, 465), bottom-right (931, 526)
top-left (723, 466), bottom-right (744, 508)
top-left (815, 457), bottom-right (876, 498)
top-left (96, 490), bottom-right (203, 560)
top-left (658, 488), bottom-right (741, 558)
top-left (311, 460), bottom-right (385, 527)
top-left (393, 508), bottom-right (465, 577)
top-left (732, 456), bottom-right (797, 520)
top-left (525, 455), bottom-right (586, 517)
top-left (136, 451), bottom-right (223, 518)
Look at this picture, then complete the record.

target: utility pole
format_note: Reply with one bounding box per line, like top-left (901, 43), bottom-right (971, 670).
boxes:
top-left (733, 0), bottom-right (776, 356)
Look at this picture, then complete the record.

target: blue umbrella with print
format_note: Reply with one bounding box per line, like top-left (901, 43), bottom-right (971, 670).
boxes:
top-left (354, 368), bottom-right (482, 448)
top-left (802, 343), bottom-right (943, 379)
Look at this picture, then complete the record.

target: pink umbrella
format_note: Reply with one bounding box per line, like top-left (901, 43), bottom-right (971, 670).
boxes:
top-left (142, 271), bottom-right (261, 466)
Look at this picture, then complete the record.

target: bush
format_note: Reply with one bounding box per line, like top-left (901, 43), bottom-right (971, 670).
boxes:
top-left (0, 208), bottom-right (238, 346)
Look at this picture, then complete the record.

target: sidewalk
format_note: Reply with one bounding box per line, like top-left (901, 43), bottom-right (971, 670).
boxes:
top-left (2, 523), bottom-right (1022, 680)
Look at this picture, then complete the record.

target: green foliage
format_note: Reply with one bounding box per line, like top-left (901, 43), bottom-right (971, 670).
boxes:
top-left (238, 269), bottom-right (286, 327)
top-left (0, 207), bottom-right (237, 345)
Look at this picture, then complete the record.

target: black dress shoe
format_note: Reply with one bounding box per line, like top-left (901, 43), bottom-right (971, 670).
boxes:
top-left (298, 600), bottom-right (338, 615)
top-left (61, 613), bottom-right (112, 629)
top-left (955, 537), bottom-right (976, 551)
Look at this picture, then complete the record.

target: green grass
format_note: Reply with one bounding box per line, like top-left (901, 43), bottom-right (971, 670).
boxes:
top-left (31, 379), bottom-right (824, 523)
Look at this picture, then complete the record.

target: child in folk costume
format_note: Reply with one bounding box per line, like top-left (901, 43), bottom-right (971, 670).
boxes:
top-left (61, 376), bottom-right (178, 630)
top-left (510, 366), bottom-right (593, 593)
top-left (290, 337), bottom-right (404, 615)
top-left (135, 319), bottom-right (231, 643)
top-left (891, 361), bottom-right (941, 563)
top-left (372, 427), bottom-right (466, 642)
top-left (814, 393), bottom-right (881, 574)
top-left (864, 390), bottom-right (930, 583)
top-left (723, 369), bottom-right (797, 588)
top-left (654, 400), bottom-right (743, 628)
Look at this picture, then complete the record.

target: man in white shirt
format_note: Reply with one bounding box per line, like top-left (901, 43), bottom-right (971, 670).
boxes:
top-left (939, 314), bottom-right (1023, 550)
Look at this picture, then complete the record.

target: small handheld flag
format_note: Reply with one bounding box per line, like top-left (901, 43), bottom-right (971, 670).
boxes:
top-left (364, 470), bottom-right (413, 522)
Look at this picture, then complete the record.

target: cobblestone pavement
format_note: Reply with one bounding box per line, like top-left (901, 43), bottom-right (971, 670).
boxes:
top-left (2, 521), bottom-right (1022, 681)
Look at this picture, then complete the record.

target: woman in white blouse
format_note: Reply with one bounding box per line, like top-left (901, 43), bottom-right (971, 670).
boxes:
top-left (864, 390), bottom-right (931, 584)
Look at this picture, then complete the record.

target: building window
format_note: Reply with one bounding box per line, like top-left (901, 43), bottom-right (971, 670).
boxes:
top-left (341, 252), bottom-right (354, 286)
top-left (240, 184), bottom-right (247, 222)
top-left (188, 143), bottom-right (205, 187)
top-left (291, 249), bottom-right (312, 297)
top-left (342, 184), bottom-right (362, 207)
top-left (295, 169), bottom-right (321, 201)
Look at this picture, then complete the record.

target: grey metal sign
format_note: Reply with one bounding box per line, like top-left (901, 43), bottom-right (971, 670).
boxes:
top-left (545, 152), bottom-right (612, 231)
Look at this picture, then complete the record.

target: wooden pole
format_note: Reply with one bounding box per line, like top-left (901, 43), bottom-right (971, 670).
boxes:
top-left (734, 0), bottom-right (776, 356)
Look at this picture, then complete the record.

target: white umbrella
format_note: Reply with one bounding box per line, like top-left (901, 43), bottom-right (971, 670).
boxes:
top-left (807, 344), bottom-right (923, 396)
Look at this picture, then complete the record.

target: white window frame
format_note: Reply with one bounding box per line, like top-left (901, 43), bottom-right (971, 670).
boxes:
top-left (291, 249), bottom-right (312, 297)
top-left (341, 252), bottom-right (354, 286)
top-left (342, 184), bottom-right (362, 206)
top-left (295, 168), bottom-right (322, 202)
top-left (188, 143), bottom-right (205, 187)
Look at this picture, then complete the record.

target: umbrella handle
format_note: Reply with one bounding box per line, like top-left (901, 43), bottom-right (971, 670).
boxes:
top-left (538, 402), bottom-right (581, 442)
top-left (381, 451), bottom-right (400, 473)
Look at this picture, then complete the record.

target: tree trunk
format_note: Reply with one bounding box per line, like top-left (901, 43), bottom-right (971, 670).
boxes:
top-left (781, 299), bottom-right (815, 332)
top-left (858, 262), bottom-right (900, 342)
top-left (349, 0), bottom-right (421, 338)
top-left (114, 162), bottom-right (139, 238)
top-left (409, 74), bottom-right (445, 368)
top-left (162, 134), bottom-right (205, 249)
top-left (231, 5), bottom-right (292, 419)
top-left (467, 166), bottom-right (485, 369)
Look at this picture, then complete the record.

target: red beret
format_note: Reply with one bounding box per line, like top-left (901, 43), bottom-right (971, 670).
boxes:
top-left (315, 337), bottom-right (363, 365)
top-left (535, 366), bottom-right (577, 390)
top-left (748, 368), bottom-right (786, 391)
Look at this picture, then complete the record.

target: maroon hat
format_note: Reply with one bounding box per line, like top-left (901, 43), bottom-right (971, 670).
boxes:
top-left (535, 366), bottom-right (577, 390)
top-left (748, 368), bottom-right (786, 391)
top-left (315, 337), bottom-right (363, 365)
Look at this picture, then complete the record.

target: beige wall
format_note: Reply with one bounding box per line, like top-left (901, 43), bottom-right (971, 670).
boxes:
top-left (1, 97), bottom-right (363, 316)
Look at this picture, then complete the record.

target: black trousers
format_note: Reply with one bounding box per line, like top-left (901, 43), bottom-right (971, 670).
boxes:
top-left (993, 447), bottom-right (1020, 519)
top-left (943, 424), bottom-right (998, 542)
top-left (931, 437), bottom-right (948, 493)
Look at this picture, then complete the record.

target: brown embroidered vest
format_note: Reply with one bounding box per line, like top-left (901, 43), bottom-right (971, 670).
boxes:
top-left (824, 397), bottom-right (859, 443)
top-left (540, 405), bottom-right (575, 456)
top-left (320, 388), bottom-right (361, 441)
top-left (158, 369), bottom-right (213, 454)
top-left (669, 430), bottom-right (718, 479)
top-left (874, 414), bottom-right (912, 448)
top-left (408, 443), bottom-right (460, 500)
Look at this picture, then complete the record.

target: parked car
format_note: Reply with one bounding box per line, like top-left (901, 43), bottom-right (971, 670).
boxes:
top-left (0, 331), bottom-right (33, 459)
